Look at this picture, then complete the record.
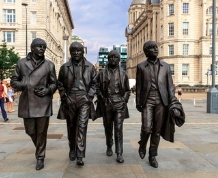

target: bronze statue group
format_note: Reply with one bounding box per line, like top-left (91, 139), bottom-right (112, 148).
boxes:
top-left (10, 38), bottom-right (185, 170)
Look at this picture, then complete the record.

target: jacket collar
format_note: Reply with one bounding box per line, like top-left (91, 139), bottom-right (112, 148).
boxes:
top-left (144, 58), bottom-right (163, 67)
top-left (66, 57), bottom-right (89, 67)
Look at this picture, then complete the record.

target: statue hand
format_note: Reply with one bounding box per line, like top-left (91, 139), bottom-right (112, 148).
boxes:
top-left (136, 104), bottom-right (143, 112)
top-left (34, 86), bottom-right (50, 97)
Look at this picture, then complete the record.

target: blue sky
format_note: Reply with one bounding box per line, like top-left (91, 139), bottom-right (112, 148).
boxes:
top-left (68, 0), bottom-right (133, 64)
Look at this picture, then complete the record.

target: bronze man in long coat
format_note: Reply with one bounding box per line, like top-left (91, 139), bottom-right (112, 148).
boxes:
top-left (11, 38), bottom-right (57, 170)
top-left (96, 50), bottom-right (130, 163)
top-left (136, 40), bottom-right (175, 168)
top-left (57, 42), bottom-right (97, 166)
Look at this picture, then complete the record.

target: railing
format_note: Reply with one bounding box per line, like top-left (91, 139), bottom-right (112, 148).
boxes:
top-left (179, 87), bottom-right (209, 93)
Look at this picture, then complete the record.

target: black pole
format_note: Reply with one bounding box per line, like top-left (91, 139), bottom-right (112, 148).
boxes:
top-left (25, 6), bottom-right (27, 56)
top-left (22, 3), bottom-right (28, 56)
top-left (211, 0), bottom-right (216, 88)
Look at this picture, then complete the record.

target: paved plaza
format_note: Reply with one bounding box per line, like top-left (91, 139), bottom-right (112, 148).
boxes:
top-left (0, 93), bottom-right (218, 178)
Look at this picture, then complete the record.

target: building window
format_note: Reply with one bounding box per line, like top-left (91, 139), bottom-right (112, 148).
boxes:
top-left (209, 23), bottom-right (212, 35)
top-left (3, 31), bottom-right (15, 42)
top-left (169, 4), bottom-right (174, 15)
top-left (182, 64), bottom-right (188, 76)
top-left (183, 3), bottom-right (189, 14)
top-left (209, 44), bottom-right (212, 55)
top-left (183, 44), bottom-right (189, 56)
top-left (170, 64), bottom-right (174, 75)
top-left (31, 12), bottom-right (36, 24)
top-left (31, 0), bottom-right (36, 2)
top-left (168, 23), bottom-right (174, 36)
top-left (32, 32), bottom-right (36, 41)
top-left (3, 9), bottom-right (16, 22)
top-left (4, 0), bottom-right (15, 2)
top-left (169, 45), bottom-right (174, 56)
top-left (183, 22), bottom-right (189, 35)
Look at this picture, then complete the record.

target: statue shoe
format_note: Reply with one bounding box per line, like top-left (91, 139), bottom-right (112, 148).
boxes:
top-left (116, 154), bottom-right (124, 163)
top-left (36, 159), bottom-right (44, 170)
top-left (69, 150), bottom-right (76, 161)
top-left (106, 147), bottom-right (113, 156)
top-left (76, 157), bottom-right (84, 166)
top-left (138, 147), bottom-right (146, 159)
top-left (149, 155), bottom-right (158, 168)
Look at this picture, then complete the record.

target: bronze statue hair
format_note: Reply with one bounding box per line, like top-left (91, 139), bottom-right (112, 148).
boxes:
top-left (108, 50), bottom-right (120, 60)
top-left (69, 42), bottom-right (84, 53)
top-left (31, 38), bottom-right (47, 49)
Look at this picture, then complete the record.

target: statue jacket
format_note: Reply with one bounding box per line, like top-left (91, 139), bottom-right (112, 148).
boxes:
top-left (10, 53), bottom-right (57, 118)
top-left (136, 59), bottom-right (175, 108)
top-left (57, 57), bottom-right (97, 120)
top-left (95, 66), bottom-right (131, 119)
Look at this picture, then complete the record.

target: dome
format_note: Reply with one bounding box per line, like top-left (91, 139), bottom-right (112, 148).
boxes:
top-left (131, 0), bottom-right (145, 5)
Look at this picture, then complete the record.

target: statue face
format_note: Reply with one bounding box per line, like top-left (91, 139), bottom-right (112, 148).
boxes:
top-left (70, 48), bottom-right (83, 62)
top-left (145, 43), bottom-right (158, 58)
top-left (108, 54), bottom-right (120, 67)
top-left (32, 44), bottom-right (46, 59)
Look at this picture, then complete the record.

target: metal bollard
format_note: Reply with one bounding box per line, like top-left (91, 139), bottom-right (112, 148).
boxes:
top-left (193, 97), bottom-right (196, 106)
top-left (179, 98), bottom-right (181, 102)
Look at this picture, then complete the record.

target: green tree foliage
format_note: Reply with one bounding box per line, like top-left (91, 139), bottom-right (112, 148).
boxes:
top-left (0, 42), bottom-right (20, 80)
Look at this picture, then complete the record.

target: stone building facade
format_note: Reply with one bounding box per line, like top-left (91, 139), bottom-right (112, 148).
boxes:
top-left (0, 0), bottom-right (74, 74)
top-left (125, 0), bottom-right (218, 86)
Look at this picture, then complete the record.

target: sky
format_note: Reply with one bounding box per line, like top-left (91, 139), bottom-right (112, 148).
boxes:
top-left (68, 0), bottom-right (133, 64)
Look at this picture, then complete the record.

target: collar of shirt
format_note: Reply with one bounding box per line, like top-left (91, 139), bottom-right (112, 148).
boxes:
top-left (109, 66), bottom-right (119, 73)
top-left (147, 58), bottom-right (159, 65)
top-left (31, 56), bottom-right (44, 66)
top-left (72, 59), bottom-right (83, 66)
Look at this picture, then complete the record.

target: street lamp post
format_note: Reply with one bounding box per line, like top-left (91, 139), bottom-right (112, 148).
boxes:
top-left (207, 0), bottom-right (218, 113)
top-left (22, 3), bottom-right (28, 56)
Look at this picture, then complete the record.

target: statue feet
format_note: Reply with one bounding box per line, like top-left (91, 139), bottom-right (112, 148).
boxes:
top-left (69, 150), bottom-right (76, 161)
top-left (76, 157), bottom-right (84, 166)
top-left (106, 147), bottom-right (113, 156)
top-left (149, 155), bottom-right (158, 168)
top-left (116, 154), bottom-right (124, 163)
top-left (138, 147), bottom-right (146, 159)
top-left (36, 159), bottom-right (44, 170)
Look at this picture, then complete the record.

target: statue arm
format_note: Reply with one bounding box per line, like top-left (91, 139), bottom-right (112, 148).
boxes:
top-left (167, 65), bottom-right (176, 102)
top-left (136, 64), bottom-right (143, 112)
top-left (123, 73), bottom-right (131, 103)
top-left (58, 66), bottom-right (67, 101)
top-left (10, 62), bottom-right (27, 91)
top-left (87, 65), bottom-right (97, 100)
top-left (48, 62), bottom-right (57, 95)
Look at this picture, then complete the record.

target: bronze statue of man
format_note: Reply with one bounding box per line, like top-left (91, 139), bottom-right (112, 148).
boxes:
top-left (57, 42), bottom-right (97, 166)
top-left (96, 50), bottom-right (130, 163)
top-left (136, 40), bottom-right (175, 168)
top-left (11, 38), bottom-right (57, 170)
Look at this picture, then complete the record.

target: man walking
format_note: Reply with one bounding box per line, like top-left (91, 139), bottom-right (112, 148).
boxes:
top-left (57, 42), bottom-right (97, 166)
top-left (95, 50), bottom-right (130, 163)
top-left (11, 38), bottom-right (57, 170)
top-left (136, 40), bottom-right (175, 168)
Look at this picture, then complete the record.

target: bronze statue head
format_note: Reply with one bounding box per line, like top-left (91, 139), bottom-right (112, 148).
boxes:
top-left (30, 38), bottom-right (47, 59)
top-left (143, 40), bottom-right (158, 59)
top-left (69, 42), bottom-right (84, 62)
top-left (108, 50), bottom-right (120, 68)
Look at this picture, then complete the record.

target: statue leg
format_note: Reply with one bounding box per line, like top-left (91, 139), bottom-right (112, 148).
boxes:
top-left (23, 118), bottom-right (37, 147)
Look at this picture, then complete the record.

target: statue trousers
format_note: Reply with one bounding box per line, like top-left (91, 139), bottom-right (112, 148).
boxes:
top-left (102, 98), bottom-right (125, 154)
top-left (66, 93), bottom-right (90, 158)
top-left (139, 90), bottom-right (166, 156)
top-left (23, 117), bottom-right (49, 160)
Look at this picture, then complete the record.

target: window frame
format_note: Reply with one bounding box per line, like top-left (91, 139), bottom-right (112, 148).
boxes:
top-left (183, 3), bottom-right (189, 14)
top-left (168, 23), bottom-right (174, 36)
top-left (31, 11), bottom-right (37, 24)
top-left (168, 45), bottom-right (174, 56)
top-left (3, 9), bottom-right (16, 23)
top-left (169, 4), bottom-right (174, 15)
top-left (183, 22), bottom-right (189, 35)
top-left (170, 64), bottom-right (174, 75)
top-left (3, 31), bottom-right (15, 43)
top-left (182, 64), bottom-right (189, 76)
top-left (183, 44), bottom-right (189, 56)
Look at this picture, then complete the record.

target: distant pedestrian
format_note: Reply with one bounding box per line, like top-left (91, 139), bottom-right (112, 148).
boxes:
top-left (0, 79), bottom-right (9, 122)
top-left (7, 84), bottom-right (14, 112)
top-left (177, 87), bottom-right (182, 99)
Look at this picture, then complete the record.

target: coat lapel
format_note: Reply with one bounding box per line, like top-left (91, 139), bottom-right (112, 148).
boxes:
top-left (24, 60), bottom-right (34, 76)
